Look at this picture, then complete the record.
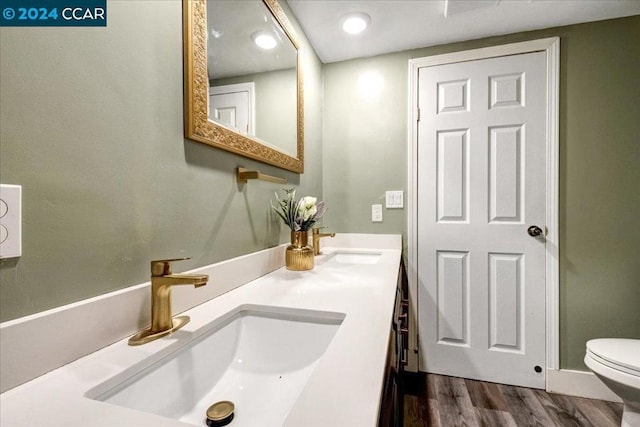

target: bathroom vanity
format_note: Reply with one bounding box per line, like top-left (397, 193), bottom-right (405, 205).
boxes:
top-left (0, 234), bottom-right (402, 426)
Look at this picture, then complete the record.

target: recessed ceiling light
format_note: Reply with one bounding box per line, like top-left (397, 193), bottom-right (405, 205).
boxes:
top-left (251, 31), bottom-right (277, 50)
top-left (341, 12), bottom-right (371, 35)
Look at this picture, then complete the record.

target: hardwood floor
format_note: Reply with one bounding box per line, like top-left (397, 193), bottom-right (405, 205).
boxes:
top-left (402, 373), bottom-right (623, 427)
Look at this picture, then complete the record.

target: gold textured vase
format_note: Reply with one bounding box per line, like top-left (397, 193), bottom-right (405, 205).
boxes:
top-left (286, 230), bottom-right (314, 271)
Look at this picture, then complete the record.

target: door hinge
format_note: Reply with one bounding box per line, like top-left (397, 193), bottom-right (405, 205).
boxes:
top-left (416, 108), bottom-right (421, 122)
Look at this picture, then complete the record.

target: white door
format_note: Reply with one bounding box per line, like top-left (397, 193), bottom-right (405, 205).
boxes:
top-left (209, 82), bottom-right (255, 135)
top-left (417, 51), bottom-right (547, 388)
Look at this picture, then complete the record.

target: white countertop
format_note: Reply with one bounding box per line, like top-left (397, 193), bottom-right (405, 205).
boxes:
top-left (0, 236), bottom-right (402, 426)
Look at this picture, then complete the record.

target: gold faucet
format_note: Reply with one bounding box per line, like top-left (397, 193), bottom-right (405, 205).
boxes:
top-left (312, 227), bottom-right (335, 256)
top-left (129, 258), bottom-right (208, 346)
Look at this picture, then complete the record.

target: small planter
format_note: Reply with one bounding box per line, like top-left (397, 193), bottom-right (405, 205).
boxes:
top-left (286, 230), bottom-right (314, 271)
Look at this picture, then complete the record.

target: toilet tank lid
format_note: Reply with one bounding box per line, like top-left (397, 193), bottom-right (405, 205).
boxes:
top-left (587, 338), bottom-right (640, 373)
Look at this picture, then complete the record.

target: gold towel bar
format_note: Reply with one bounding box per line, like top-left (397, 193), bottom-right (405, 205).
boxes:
top-left (236, 167), bottom-right (287, 184)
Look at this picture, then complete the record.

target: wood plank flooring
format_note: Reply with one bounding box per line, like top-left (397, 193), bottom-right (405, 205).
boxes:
top-left (403, 373), bottom-right (623, 427)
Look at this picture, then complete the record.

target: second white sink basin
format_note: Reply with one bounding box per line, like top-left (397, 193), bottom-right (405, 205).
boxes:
top-left (328, 251), bottom-right (382, 265)
top-left (86, 305), bottom-right (345, 426)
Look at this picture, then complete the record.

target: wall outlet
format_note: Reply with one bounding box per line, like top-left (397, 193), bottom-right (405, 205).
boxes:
top-left (372, 204), bottom-right (383, 222)
top-left (0, 184), bottom-right (22, 259)
top-left (385, 191), bottom-right (404, 208)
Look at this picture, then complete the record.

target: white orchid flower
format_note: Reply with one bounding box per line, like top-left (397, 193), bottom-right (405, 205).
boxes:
top-left (297, 196), bottom-right (317, 221)
top-left (272, 188), bottom-right (326, 231)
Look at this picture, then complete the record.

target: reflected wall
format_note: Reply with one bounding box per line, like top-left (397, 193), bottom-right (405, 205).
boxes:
top-left (211, 67), bottom-right (297, 156)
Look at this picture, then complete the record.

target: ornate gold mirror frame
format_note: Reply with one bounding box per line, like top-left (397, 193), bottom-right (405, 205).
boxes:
top-left (183, 0), bottom-right (304, 173)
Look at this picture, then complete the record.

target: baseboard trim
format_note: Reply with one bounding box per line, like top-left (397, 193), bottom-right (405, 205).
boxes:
top-left (547, 368), bottom-right (622, 402)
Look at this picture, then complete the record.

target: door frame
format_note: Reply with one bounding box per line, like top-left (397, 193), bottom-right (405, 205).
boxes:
top-left (406, 37), bottom-right (560, 384)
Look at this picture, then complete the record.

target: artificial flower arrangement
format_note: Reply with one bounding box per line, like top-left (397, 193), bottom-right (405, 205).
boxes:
top-left (271, 188), bottom-right (326, 231)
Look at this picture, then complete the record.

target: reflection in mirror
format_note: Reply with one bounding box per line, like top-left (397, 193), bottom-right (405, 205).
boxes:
top-left (183, 0), bottom-right (304, 173)
top-left (207, 1), bottom-right (298, 157)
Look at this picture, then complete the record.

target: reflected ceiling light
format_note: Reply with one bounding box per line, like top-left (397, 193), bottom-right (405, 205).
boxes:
top-left (341, 12), bottom-right (371, 35)
top-left (251, 31), bottom-right (277, 50)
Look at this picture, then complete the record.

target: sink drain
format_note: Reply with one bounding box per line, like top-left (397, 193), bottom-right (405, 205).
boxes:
top-left (206, 400), bottom-right (235, 426)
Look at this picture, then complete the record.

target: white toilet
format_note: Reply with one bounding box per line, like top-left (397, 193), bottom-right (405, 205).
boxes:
top-left (585, 338), bottom-right (640, 427)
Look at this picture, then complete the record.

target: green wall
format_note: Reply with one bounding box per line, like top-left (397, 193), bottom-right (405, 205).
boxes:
top-left (0, 1), bottom-right (323, 321)
top-left (322, 16), bottom-right (639, 370)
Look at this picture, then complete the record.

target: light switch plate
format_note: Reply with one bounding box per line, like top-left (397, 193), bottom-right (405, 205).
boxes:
top-left (372, 204), bottom-right (383, 222)
top-left (0, 184), bottom-right (22, 259)
top-left (385, 191), bottom-right (404, 208)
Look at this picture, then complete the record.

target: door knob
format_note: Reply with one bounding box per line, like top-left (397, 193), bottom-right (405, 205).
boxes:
top-left (527, 225), bottom-right (543, 237)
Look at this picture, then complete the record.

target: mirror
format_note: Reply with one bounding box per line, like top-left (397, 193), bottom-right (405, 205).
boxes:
top-left (183, 0), bottom-right (304, 173)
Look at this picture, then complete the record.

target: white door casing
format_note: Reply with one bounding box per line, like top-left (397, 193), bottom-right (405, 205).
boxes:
top-left (406, 38), bottom-right (560, 385)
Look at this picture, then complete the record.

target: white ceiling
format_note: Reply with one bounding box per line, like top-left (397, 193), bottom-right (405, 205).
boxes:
top-left (287, 0), bottom-right (640, 63)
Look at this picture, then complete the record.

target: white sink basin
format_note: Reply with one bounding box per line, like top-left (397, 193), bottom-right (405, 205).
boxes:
top-left (86, 305), bottom-right (344, 426)
top-left (328, 251), bottom-right (382, 265)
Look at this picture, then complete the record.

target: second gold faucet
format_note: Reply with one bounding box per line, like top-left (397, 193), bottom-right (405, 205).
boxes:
top-left (312, 228), bottom-right (335, 256)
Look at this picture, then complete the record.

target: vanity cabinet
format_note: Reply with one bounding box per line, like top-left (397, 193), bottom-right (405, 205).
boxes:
top-left (379, 262), bottom-right (409, 427)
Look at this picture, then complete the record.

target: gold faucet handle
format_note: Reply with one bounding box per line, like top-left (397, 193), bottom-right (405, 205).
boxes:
top-left (151, 257), bottom-right (191, 276)
top-left (312, 227), bottom-right (326, 234)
